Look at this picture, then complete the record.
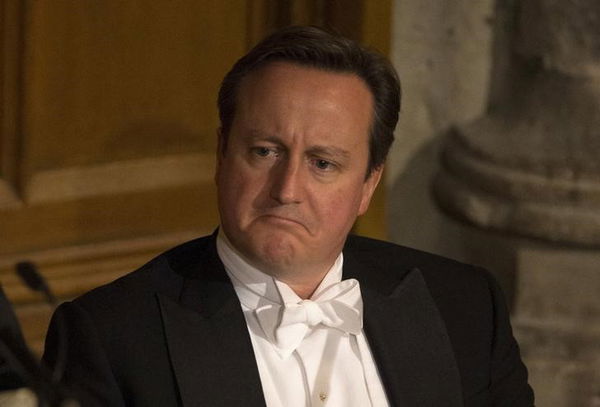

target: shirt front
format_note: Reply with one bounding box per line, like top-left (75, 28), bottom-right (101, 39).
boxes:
top-left (216, 231), bottom-right (389, 407)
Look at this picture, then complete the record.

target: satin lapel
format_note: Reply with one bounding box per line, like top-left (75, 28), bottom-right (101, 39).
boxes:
top-left (344, 254), bottom-right (463, 407)
top-left (157, 237), bottom-right (266, 407)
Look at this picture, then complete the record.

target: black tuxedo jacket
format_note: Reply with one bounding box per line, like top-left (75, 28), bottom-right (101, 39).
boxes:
top-left (43, 233), bottom-right (533, 406)
top-left (1, 286), bottom-right (28, 390)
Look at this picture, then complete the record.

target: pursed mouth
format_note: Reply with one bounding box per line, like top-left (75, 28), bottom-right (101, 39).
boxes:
top-left (260, 214), bottom-right (308, 231)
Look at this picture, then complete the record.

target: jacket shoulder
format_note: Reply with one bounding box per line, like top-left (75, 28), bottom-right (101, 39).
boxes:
top-left (344, 235), bottom-right (498, 345)
top-left (344, 234), bottom-right (491, 292)
top-left (72, 234), bottom-right (215, 316)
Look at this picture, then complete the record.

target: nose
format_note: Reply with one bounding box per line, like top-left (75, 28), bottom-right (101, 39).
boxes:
top-left (269, 157), bottom-right (304, 204)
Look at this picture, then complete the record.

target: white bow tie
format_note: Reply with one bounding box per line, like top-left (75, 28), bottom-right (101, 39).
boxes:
top-left (255, 279), bottom-right (363, 358)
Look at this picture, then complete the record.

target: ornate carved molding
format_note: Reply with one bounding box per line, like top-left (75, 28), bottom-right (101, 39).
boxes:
top-left (25, 152), bottom-right (215, 203)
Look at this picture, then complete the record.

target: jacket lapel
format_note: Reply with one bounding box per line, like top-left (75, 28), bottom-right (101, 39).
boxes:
top-left (157, 235), bottom-right (266, 407)
top-left (344, 251), bottom-right (464, 407)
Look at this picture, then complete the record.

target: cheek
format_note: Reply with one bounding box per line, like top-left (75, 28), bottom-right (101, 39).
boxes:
top-left (219, 160), bottom-right (253, 195)
top-left (318, 188), bottom-right (363, 228)
top-left (218, 165), bottom-right (247, 210)
top-left (219, 166), bottom-right (266, 218)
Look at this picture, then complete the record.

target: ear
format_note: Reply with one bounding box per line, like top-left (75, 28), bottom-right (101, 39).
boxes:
top-left (217, 127), bottom-right (227, 157)
top-left (215, 127), bottom-right (225, 185)
top-left (358, 165), bottom-right (383, 215)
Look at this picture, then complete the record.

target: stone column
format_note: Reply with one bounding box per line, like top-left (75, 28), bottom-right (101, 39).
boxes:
top-left (434, 0), bottom-right (600, 405)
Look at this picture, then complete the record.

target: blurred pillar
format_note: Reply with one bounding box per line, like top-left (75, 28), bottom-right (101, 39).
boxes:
top-left (434, 0), bottom-right (600, 405)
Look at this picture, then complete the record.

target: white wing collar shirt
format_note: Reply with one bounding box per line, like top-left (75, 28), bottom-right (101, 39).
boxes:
top-left (216, 231), bottom-right (390, 407)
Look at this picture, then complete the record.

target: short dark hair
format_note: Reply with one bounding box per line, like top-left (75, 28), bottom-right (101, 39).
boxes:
top-left (217, 25), bottom-right (401, 175)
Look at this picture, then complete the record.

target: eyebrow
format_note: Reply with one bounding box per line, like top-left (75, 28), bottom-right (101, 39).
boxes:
top-left (244, 133), bottom-right (284, 145)
top-left (307, 145), bottom-right (351, 160)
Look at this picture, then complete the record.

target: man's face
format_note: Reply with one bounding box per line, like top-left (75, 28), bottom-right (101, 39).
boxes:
top-left (216, 62), bottom-right (382, 277)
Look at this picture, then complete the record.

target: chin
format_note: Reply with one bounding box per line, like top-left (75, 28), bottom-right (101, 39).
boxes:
top-left (258, 238), bottom-right (297, 268)
top-left (231, 222), bottom-right (310, 272)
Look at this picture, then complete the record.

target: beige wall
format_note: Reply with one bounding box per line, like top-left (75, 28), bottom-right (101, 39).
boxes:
top-left (387, 0), bottom-right (495, 261)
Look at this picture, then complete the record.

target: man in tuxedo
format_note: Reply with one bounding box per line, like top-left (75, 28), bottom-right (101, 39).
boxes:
top-left (44, 26), bottom-right (534, 406)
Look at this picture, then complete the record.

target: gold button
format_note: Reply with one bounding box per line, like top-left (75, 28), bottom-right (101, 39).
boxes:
top-left (319, 392), bottom-right (327, 402)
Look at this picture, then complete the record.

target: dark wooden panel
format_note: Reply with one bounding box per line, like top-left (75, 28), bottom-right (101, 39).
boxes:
top-left (1, 0), bottom-right (24, 207)
top-left (21, 1), bottom-right (247, 172)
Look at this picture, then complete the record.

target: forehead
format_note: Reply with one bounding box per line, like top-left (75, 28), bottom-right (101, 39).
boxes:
top-left (232, 62), bottom-right (374, 147)
top-left (237, 61), bottom-right (372, 106)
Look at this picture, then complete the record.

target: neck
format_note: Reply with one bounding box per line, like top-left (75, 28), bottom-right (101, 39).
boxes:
top-left (217, 230), bottom-right (342, 299)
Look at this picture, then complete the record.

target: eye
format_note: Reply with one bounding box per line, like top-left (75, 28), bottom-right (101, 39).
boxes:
top-left (252, 147), bottom-right (277, 157)
top-left (315, 160), bottom-right (330, 169)
top-left (312, 159), bottom-right (335, 171)
top-left (256, 147), bottom-right (269, 156)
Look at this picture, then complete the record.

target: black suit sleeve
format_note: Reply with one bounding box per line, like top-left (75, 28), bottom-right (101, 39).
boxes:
top-left (0, 286), bottom-right (27, 390)
top-left (43, 301), bottom-right (125, 407)
top-left (485, 272), bottom-right (534, 406)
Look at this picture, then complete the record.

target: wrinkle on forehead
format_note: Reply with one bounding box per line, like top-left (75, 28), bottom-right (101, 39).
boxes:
top-left (232, 62), bottom-right (374, 150)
